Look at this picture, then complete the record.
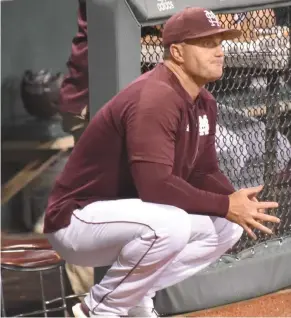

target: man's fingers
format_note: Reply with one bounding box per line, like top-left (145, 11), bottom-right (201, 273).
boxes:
top-left (255, 201), bottom-right (279, 210)
top-left (250, 197), bottom-right (265, 213)
top-left (243, 185), bottom-right (263, 196)
top-left (259, 208), bottom-right (266, 214)
top-left (250, 195), bottom-right (258, 202)
top-left (249, 220), bottom-right (273, 235)
top-left (255, 213), bottom-right (280, 224)
top-left (249, 193), bottom-right (260, 201)
top-left (242, 224), bottom-right (257, 240)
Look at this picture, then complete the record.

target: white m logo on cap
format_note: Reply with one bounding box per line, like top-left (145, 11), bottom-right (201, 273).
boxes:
top-left (204, 10), bottom-right (220, 27)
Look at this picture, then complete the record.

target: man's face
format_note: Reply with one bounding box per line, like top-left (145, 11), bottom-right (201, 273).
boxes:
top-left (172, 34), bottom-right (225, 84)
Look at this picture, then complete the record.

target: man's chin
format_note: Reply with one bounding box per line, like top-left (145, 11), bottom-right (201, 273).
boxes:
top-left (192, 72), bottom-right (223, 85)
top-left (207, 73), bottom-right (223, 83)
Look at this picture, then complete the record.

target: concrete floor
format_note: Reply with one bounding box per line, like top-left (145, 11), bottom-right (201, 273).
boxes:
top-left (183, 289), bottom-right (291, 317)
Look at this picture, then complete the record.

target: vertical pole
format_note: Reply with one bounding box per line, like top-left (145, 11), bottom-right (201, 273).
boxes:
top-left (87, 0), bottom-right (141, 117)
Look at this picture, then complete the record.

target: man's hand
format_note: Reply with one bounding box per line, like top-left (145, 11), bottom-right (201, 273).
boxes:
top-left (248, 188), bottom-right (268, 214)
top-left (226, 185), bottom-right (280, 240)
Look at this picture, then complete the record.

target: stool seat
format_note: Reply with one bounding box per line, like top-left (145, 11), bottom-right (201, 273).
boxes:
top-left (1, 234), bottom-right (52, 250)
top-left (1, 249), bottom-right (62, 269)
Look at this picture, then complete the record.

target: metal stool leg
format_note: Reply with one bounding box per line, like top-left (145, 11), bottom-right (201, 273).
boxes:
top-left (39, 271), bottom-right (48, 317)
top-left (59, 264), bottom-right (67, 316)
top-left (2, 257), bottom-right (87, 317)
top-left (39, 266), bottom-right (67, 317)
top-left (1, 275), bottom-right (7, 317)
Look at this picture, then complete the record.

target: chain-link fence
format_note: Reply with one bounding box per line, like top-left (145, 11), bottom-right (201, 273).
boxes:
top-left (141, 7), bottom-right (291, 253)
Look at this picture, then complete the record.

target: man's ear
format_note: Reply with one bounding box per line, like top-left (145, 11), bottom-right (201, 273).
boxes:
top-left (170, 43), bottom-right (185, 64)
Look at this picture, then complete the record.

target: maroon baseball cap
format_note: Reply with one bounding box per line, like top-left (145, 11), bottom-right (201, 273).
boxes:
top-left (163, 7), bottom-right (242, 46)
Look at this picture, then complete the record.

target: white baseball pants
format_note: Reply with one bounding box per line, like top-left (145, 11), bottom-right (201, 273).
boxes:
top-left (47, 199), bottom-right (243, 316)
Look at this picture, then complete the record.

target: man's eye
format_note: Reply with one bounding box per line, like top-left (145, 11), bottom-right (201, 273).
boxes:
top-left (202, 41), bottom-right (212, 47)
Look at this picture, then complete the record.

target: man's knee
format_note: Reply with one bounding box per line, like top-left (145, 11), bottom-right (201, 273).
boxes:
top-left (217, 219), bottom-right (243, 249)
top-left (149, 204), bottom-right (192, 255)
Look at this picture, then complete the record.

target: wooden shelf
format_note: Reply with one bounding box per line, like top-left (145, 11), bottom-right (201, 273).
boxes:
top-left (1, 136), bottom-right (74, 205)
top-left (2, 135), bottom-right (74, 151)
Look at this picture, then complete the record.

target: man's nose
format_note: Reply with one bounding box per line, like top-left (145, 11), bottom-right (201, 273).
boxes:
top-left (215, 44), bottom-right (224, 57)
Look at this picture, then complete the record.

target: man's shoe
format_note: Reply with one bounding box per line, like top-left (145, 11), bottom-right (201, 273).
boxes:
top-left (72, 302), bottom-right (120, 317)
top-left (72, 302), bottom-right (159, 318)
top-left (127, 306), bottom-right (159, 317)
top-left (72, 303), bottom-right (89, 318)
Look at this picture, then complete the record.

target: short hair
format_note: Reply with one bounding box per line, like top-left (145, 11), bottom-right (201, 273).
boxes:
top-left (163, 46), bottom-right (171, 60)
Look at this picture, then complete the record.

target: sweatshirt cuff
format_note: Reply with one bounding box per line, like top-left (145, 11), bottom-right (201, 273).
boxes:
top-left (211, 194), bottom-right (230, 218)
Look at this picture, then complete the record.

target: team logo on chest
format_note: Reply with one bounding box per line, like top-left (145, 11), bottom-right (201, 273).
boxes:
top-left (199, 115), bottom-right (209, 136)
